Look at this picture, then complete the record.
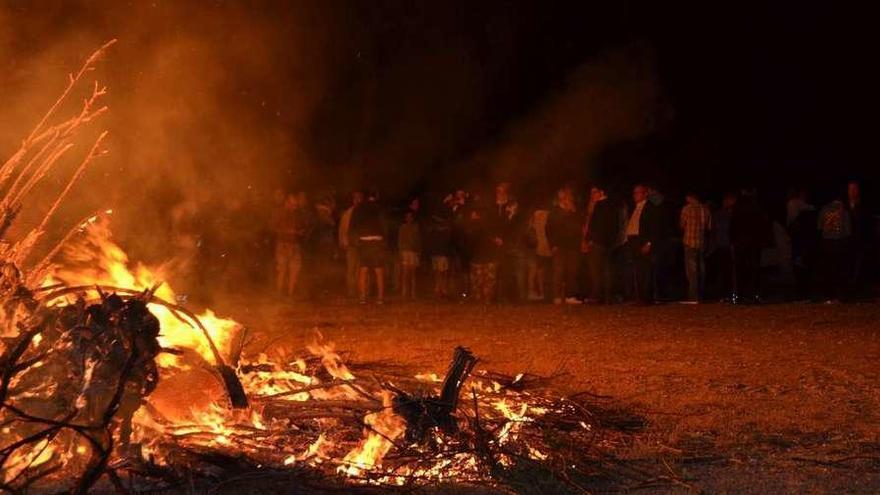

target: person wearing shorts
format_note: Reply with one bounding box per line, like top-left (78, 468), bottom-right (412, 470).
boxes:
top-left (351, 191), bottom-right (387, 303)
top-left (398, 211), bottom-right (421, 299)
top-left (431, 255), bottom-right (450, 294)
top-left (271, 193), bottom-right (304, 298)
top-left (426, 208), bottom-right (453, 299)
top-left (527, 204), bottom-right (552, 301)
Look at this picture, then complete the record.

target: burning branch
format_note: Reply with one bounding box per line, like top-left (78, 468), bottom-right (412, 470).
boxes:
top-left (0, 41), bottom-right (115, 270)
top-left (0, 39), bottom-right (115, 188)
top-left (11, 131), bottom-right (109, 267)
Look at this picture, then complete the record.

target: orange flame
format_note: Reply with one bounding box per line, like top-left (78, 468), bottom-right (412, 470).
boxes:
top-left (47, 216), bottom-right (241, 367)
top-left (339, 391), bottom-right (406, 477)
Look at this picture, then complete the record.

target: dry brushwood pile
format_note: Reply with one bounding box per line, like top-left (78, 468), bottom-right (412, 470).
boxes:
top-left (1, 43), bottom-right (682, 494)
top-left (2, 283), bottom-right (672, 494)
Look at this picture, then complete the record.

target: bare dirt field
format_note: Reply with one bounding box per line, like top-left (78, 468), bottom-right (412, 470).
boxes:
top-left (222, 299), bottom-right (880, 494)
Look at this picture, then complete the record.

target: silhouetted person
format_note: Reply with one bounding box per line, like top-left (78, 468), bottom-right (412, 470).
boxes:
top-left (271, 193), bottom-right (304, 298)
top-left (584, 185), bottom-right (618, 304)
top-left (498, 196), bottom-right (529, 302)
top-left (407, 196), bottom-right (422, 219)
top-left (647, 185), bottom-right (675, 301)
top-left (468, 206), bottom-right (501, 303)
top-left (351, 191), bottom-right (387, 304)
top-left (547, 187), bottom-right (582, 304)
top-left (489, 182), bottom-right (513, 300)
top-left (786, 188), bottom-right (813, 227)
top-left (847, 181), bottom-right (872, 299)
top-left (708, 192), bottom-right (736, 301)
top-left (398, 210), bottom-right (421, 299)
top-left (680, 192), bottom-right (712, 302)
top-left (448, 190), bottom-right (471, 298)
top-left (817, 196), bottom-right (852, 302)
top-left (730, 188), bottom-right (771, 304)
top-left (308, 197), bottom-right (338, 298)
top-left (624, 184), bottom-right (661, 304)
top-left (786, 189), bottom-right (817, 301)
top-left (527, 201), bottom-right (553, 301)
top-left (338, 191), bottom-right (364, 298)
top-left (425, 206), bottom-right (453, 299)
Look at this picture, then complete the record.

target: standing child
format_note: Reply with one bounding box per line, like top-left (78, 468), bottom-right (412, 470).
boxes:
top-left (398, 211), bottom-right (421, 299)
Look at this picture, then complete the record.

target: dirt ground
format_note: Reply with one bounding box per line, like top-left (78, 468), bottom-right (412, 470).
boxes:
top-left (221, 299), bottom-right (880, 494)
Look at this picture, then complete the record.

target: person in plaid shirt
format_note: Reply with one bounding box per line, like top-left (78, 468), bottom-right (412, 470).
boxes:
top-left (680, 192), bottom-right (712, 302)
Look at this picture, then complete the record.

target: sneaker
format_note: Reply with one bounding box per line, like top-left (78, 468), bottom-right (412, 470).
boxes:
top-left (553, 298), bottom-right (563, 305)
top-left (564, 297), bottom-right (582, 305)
top-left (358, 298), bottom-right (367, 305)
top-left (679, 300), bottom-right (699, 305)
top-left (376, 299), bottom-right (385, 305)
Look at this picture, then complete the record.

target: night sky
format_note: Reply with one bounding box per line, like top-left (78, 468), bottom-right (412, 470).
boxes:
top-left (304, 1), bottom-right (876, 202)
top-left (2, 1), bottom-right (876, 213)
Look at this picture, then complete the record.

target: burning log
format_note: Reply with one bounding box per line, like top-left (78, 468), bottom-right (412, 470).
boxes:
top-left (34, 282), bottom-right (250, 410)
top-left (0, 288), bottom-right (167, 493)
top-left (0, 40), bottom-right (116, 271)
top-left (391, 346), bottom-right (477, 443)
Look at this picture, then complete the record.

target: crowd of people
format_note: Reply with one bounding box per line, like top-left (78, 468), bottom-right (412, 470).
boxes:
top-left (268, 180), bottom-right (877, 306)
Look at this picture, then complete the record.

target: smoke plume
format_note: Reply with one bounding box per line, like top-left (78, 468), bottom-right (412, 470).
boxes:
top-left (465, 43), bottom-right (667, 197)
top-left (1, 2), bottom-right (341, 280)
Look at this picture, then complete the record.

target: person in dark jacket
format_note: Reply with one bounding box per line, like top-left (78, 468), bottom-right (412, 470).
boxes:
top-left (448, 190), bottom-right (471, 298)
top-left (350, 191), bottom-right (387, 304)
top-left (398, 210), bottom-right (421, 299)
top-left (729, 188), bottom-right (771, 304)
top-left (497, 196), bottom-right (529, 302)
top-left (707, 192), bottom-right (737, 301)
top-left (584, 185), bottom-right (620, 304)
top-left (488, 182), bottom-right (514, 301)
top-left (624, 184), bottom-right (661, 303)
top-left (847, 181), bottom-right (873, 299)
top-left (817, 196), bottom-right (852, 302)
top-left (425, 207), bottom-right (454, 299)
top-left (786, 189), bottom-right (817, 301)
top-left (468, 204), bottom-right (502, 302)
top-left (647, 186), bottom-right (676, 301)
top-left (547, 187), bottom-right (583, 304)
top-left (307, 198), bottom-right (339, 299)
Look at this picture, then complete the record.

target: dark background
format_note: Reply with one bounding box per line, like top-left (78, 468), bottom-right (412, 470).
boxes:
top-left (309, 0), bottom-right (876, 203)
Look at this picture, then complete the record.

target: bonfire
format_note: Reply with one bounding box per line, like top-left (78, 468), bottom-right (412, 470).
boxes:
top-left (0, 43), bottom-right (679, 494)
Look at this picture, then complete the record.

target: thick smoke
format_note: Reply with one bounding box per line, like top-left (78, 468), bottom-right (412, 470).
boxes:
top-left (464, 43), bottom-right (667, 198)
top-left (1, 2), bottom-right (341, 287)
top-left (1, 3), bottom-right (666, 297)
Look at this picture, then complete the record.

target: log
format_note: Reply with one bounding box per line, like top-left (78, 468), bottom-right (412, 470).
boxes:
top-left (392, 346), bottom-right (477, 443)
